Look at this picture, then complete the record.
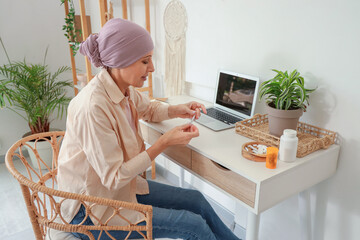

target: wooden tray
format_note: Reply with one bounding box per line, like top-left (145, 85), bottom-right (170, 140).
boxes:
top-left (235, 114), bottom-right (337, 158)
top-left (242, 141), bottom-right (271, 162)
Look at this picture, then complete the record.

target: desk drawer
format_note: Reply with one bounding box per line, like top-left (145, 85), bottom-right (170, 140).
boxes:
top-left (140, 123), bottom-right (191, 169)
top-left (164, 146), bottom-right (191, 169)
top-left (191, 151), bottom-right (256, 207)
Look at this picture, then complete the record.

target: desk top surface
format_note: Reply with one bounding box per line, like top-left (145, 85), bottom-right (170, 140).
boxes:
top-left (144, 95), bottom-right (340, 184)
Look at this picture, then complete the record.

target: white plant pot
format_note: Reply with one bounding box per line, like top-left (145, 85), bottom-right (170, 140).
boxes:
top-left (24, 140), bottom-right (53, 170)
top-left (23, 130), bottom-right (62, 170)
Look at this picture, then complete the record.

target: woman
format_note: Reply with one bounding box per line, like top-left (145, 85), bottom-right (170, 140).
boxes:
top-left (57, 18), bottom-right (240, 240)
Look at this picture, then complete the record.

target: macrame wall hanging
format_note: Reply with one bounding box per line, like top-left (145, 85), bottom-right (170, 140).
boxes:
top-left (163, 0), bottom-right (188, 97)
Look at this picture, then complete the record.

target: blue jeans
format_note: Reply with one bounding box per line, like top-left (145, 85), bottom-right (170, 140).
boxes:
top-left (71, 180), bottom-right (240, 240)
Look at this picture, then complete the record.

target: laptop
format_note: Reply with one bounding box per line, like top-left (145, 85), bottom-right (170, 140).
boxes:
top-left (196, 70), bottom-right (260, 131)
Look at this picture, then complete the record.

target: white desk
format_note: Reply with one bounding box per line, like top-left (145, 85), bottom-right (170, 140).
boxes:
top-left (140, 95), bottom-right (340, 240)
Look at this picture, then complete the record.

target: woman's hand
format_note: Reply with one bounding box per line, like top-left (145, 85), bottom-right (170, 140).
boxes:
top-left (146, 124), bottom-right (199, 161)
top-left (161, 123), bottom-right (199, 147)
top-left (168, 101), bottom-right (207, 120)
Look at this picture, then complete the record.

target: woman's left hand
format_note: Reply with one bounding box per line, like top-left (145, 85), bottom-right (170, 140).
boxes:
top-left (169, 101), bottom-right (207, 119)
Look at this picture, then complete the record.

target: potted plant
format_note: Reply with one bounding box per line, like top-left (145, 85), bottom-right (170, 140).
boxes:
top-left (0, 38), bottom-right (72, 169)
top-left (259, 69), bottom-right (316, 137)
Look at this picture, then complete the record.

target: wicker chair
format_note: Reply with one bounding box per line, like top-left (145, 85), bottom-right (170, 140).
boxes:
top-left (5, 131), bottom-right (153, 240)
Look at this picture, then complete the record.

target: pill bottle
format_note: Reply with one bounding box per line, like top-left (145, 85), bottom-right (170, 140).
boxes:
top-left (279, 129), bottom-right (298, 162)
top-left (266, 147), bottom-right (279, 169)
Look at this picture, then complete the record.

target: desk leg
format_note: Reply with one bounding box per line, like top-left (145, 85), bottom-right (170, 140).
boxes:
top-left (179, 168), bottom-right (185, 187)
top-left (246, 211), bottom-right (260, 240)
top-left (299, 190), bottom-right (312, 240)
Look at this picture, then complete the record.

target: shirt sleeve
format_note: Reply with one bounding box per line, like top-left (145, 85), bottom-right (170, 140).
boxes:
top-left (79, 99), bottom-right (151, 191)
top-left (132, 88), bottom-right (170, 122)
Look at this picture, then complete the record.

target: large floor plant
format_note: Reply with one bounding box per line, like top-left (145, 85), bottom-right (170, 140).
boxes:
top-left (0, 38), bottom-right (72, 135)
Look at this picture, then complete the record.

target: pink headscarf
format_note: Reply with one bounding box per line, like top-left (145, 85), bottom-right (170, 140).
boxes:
top-left (79, 18), bottom-right (154, 69)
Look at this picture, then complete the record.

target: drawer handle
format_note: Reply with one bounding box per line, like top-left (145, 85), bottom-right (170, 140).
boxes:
top-left (211, 160), bottom-right (230, 171)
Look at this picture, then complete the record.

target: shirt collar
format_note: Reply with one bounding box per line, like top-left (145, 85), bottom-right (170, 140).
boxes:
top-left (99, 69), bottom-right (132, 104)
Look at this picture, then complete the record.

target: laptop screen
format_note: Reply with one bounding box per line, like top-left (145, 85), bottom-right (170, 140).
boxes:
top-left (215, 71), bottom-right (259, 118)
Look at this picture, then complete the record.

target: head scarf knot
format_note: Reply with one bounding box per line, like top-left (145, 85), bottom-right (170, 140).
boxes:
top-left (80, 34), bottom-right (103, 67)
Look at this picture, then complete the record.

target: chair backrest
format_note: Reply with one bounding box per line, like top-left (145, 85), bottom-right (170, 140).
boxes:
top-left (5, 131), bottom-right (152, 240)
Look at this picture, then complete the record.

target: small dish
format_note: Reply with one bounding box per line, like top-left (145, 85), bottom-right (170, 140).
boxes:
top-left (241, 141), bottom-right (272, 162)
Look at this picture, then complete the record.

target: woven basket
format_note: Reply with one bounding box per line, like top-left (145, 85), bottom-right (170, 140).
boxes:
top-left (235, 114), bottom-right (337, 158)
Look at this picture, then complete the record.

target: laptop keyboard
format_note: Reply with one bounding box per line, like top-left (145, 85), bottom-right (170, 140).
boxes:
top-left (206, 108), bottom-right (243, 124)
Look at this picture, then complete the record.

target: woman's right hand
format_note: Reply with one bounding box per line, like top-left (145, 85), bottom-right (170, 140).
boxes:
top-left (146, 123), bottom-right (199, 161)
top-left (160, 123), bottom-right (199, 147)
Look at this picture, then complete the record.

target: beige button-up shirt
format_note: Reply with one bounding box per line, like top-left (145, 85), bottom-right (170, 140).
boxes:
top-left (57, 69), bottom-right (169, 226)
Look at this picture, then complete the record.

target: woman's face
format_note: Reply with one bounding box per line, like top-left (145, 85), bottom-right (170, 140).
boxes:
top-left (110, 50), bottom-right (154, 93)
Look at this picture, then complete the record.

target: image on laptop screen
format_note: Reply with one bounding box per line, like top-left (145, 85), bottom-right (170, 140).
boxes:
top-left (216, 72), bottom-right (258, 117)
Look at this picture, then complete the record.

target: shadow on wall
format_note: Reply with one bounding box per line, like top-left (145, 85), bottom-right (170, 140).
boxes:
top-left (312, 136), bottom-right (360, 240)
top-left (301, 73), bottom-right (336, 127)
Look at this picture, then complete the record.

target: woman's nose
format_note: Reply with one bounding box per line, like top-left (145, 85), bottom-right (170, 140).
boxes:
top-left (148, 59), bottom-right (155, 72)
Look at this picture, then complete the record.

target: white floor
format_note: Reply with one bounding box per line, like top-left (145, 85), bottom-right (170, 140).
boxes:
top-left (0, 161), bottom-right (233, 240)
top-left (0, 160), bottom-right (36, 240)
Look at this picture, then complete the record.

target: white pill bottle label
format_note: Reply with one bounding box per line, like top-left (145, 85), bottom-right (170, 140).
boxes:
top-left (279, 129), bottom-right (298, 163)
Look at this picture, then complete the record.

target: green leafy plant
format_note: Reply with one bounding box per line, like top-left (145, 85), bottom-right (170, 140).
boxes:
top-left (60, 0), bottom-right (82, 56)
top-left (0, 38), bottom-right (72, 134)
top-left (259, 69), bottom-right (316, 111)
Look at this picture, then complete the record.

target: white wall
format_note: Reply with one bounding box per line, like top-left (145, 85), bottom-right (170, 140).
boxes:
top-left (0, 0), bottom-right (75, 155)
top-left (152, 0), bottom-right (360, 240)
top-left (1, 0), bottom-right (359, 240)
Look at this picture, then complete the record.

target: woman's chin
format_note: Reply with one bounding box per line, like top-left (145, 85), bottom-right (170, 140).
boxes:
top-left (134, 82), bottom-right (145, 88)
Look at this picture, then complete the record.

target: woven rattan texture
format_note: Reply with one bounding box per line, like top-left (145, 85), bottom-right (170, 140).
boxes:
top-left (235, 114), bottom-right (337, 158)
top-left (5, 131), bottom-right (152, 240)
